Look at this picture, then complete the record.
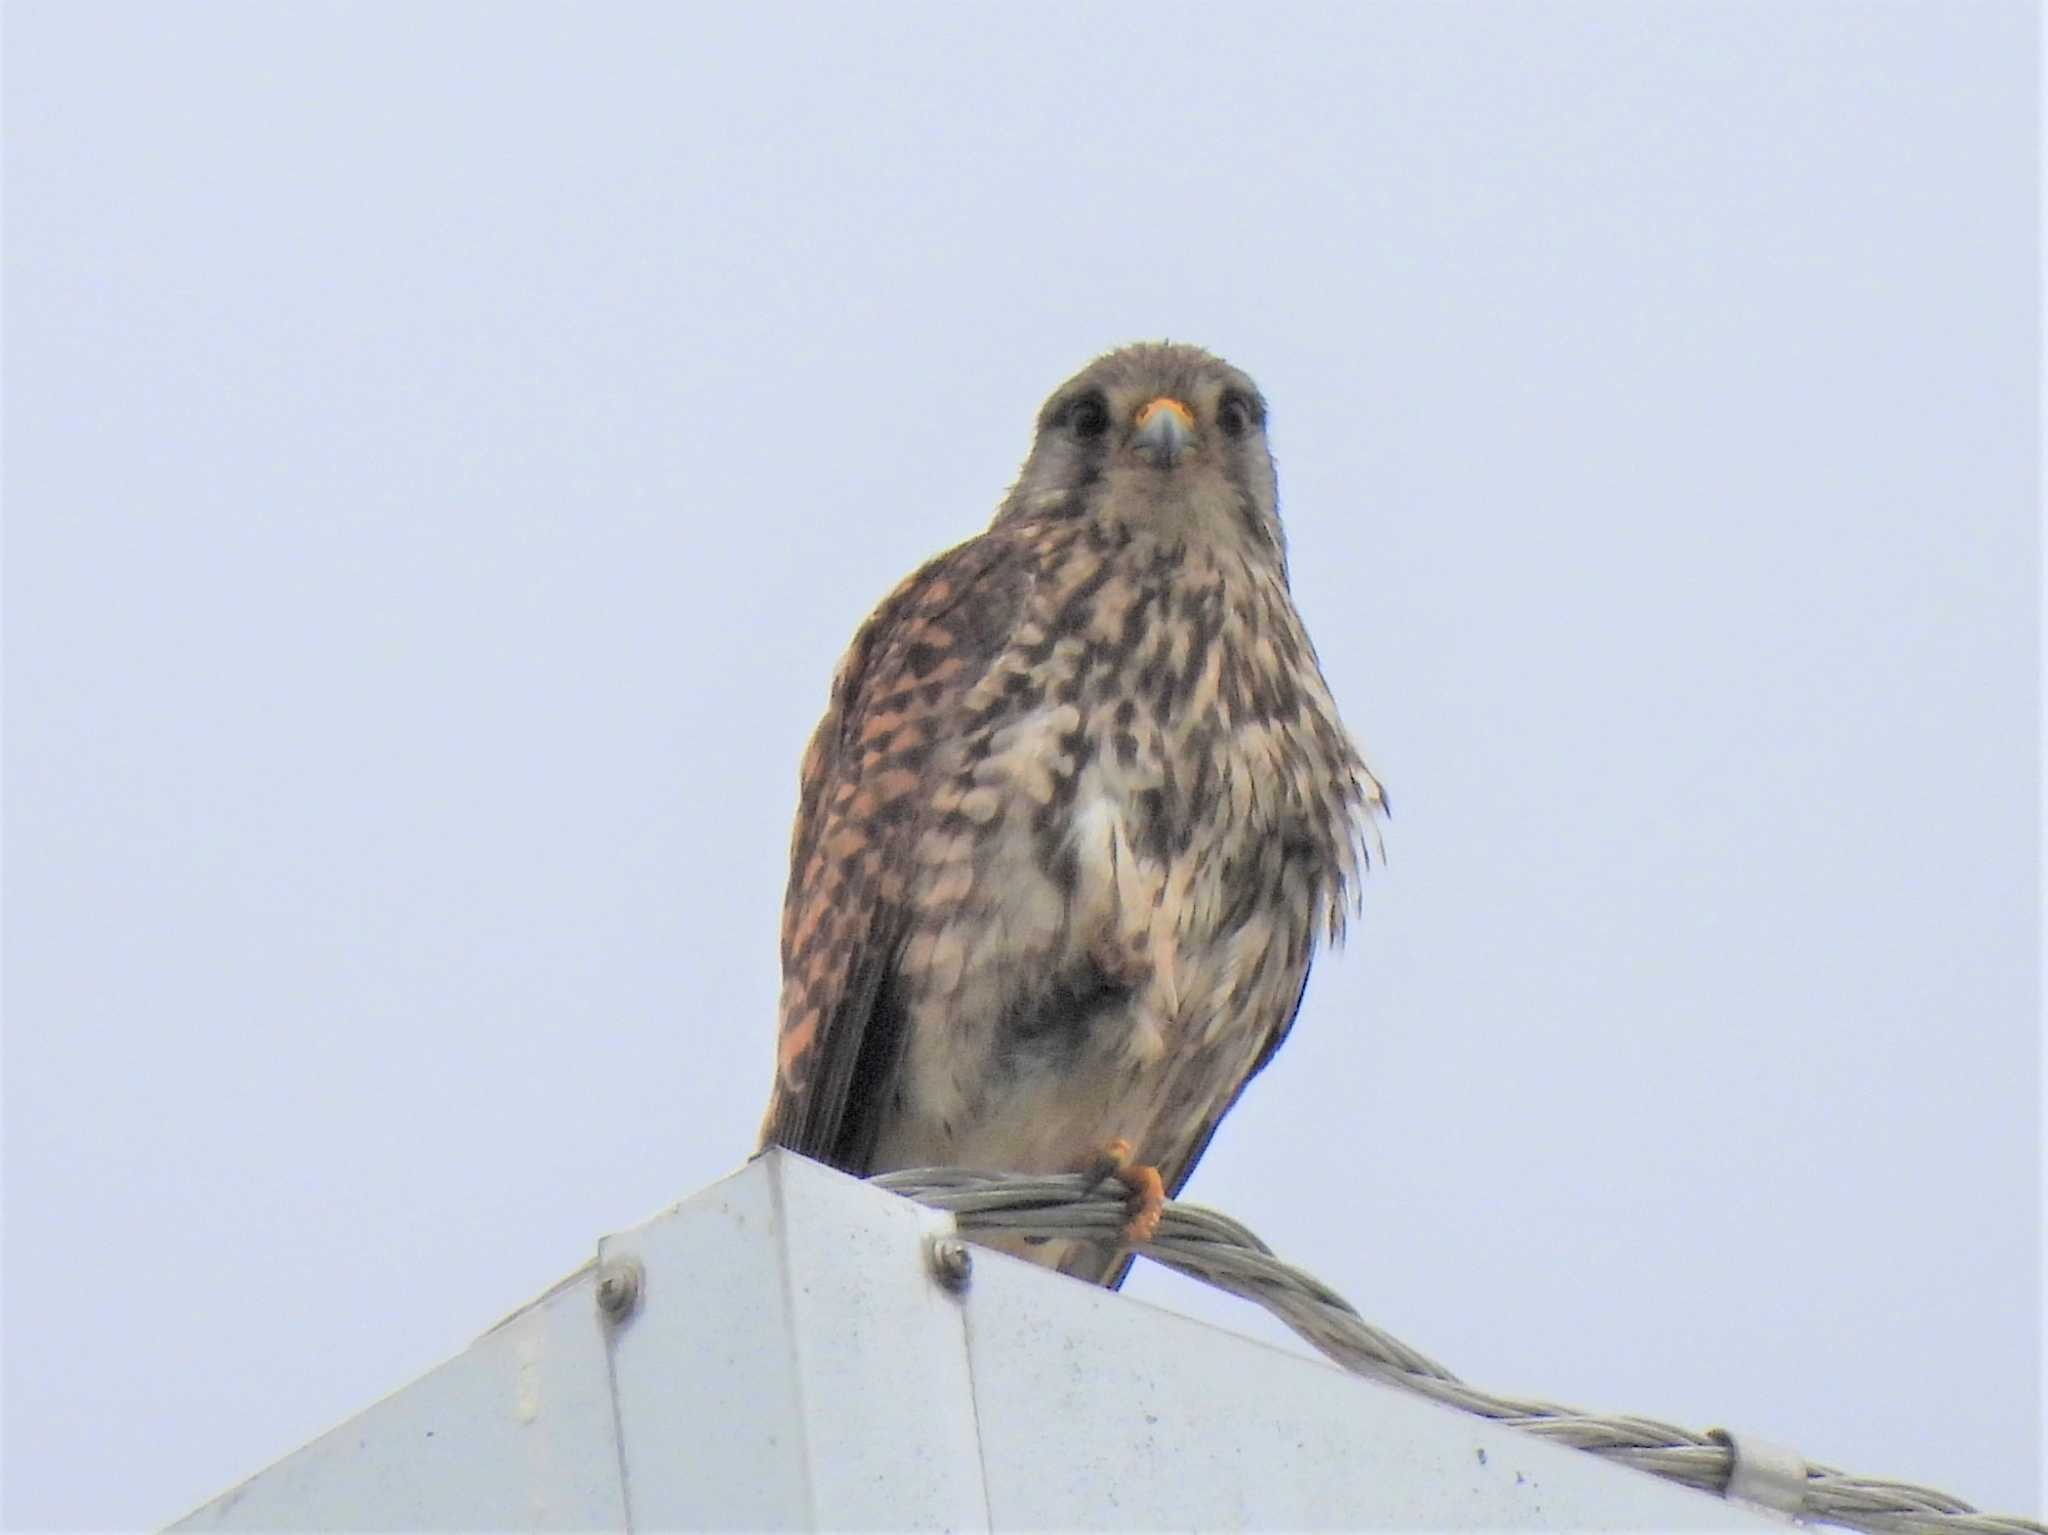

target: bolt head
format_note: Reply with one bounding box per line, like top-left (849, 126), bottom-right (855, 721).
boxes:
top-left (927, 1234), bottom-right (973, 1293)
top-left (596, 1256), bottom-right (643, 1320)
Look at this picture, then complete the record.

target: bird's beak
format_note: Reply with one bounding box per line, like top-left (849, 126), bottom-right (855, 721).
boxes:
top-left (1133, 397), bottom-right (1195, 468)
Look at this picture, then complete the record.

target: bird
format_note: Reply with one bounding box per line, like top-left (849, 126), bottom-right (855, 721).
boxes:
top-left (758, 342), bottom-right (1383, 1286)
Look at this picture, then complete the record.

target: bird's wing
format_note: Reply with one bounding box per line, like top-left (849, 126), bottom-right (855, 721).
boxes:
top-left (1068, 959), bottom-right (1317, 1290)
top-left (1157, 961), bottom-right (1315, 1200)
top-left (759, 532), bottom-right (1028, 1171)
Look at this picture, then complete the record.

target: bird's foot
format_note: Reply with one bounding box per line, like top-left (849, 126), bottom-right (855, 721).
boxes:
top-left (1083, 1137), bottom-right (1165, 1246)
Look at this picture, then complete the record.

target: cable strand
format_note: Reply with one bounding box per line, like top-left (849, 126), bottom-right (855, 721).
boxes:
top-left (872, 1168), bottom-right (2042, 1535)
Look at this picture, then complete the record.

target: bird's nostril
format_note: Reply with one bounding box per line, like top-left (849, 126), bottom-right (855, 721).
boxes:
top-left (1134, 397), bottom-right (1193, 466)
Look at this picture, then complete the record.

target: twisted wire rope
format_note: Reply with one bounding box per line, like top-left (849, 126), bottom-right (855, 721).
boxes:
top-left (874, 1167), bottom-right (2043, 1535)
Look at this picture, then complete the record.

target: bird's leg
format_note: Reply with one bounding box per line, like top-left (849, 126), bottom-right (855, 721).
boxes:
top-left (1082, 1137), bottom-right (1166, 1246)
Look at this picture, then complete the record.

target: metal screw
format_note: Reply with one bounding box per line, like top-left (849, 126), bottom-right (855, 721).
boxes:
top-left (596, 1256), bottom-right (643, 1321)
top-left (927, 1234), bottom-right (973, 1293)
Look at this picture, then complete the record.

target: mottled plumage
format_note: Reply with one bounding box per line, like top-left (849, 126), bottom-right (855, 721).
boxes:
top-left (760, 343), bottom-right (1383, 1285)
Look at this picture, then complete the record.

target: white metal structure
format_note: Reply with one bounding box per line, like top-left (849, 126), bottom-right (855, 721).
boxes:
top-left (171, 1151), bottom-right (1785, 1531)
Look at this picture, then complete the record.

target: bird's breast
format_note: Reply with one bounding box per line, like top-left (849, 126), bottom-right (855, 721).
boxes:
top-left (876, 543), bottom-right (1369, 1177)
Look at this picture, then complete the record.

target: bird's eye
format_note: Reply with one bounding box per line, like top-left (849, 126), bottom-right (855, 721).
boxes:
top-left (1218, 392), bottom-right (1257, 439)
top-left (1067, 394), bottom-right (1110, 439)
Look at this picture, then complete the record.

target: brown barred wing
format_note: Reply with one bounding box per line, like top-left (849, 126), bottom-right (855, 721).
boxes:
top-left (758, 533), bottom-right (1029, 1172)
top-left (1063, 958), bottom-right (1317, 1290)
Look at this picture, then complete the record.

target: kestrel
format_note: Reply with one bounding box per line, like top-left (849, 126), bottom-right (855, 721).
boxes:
top-left (759, 343), bottom-right (1383, 1285)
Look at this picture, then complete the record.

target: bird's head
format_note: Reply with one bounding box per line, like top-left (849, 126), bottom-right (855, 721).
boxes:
top-left (996, 342), bottom-right (1286, 571)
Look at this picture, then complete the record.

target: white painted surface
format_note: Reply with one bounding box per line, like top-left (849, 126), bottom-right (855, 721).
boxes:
top-left (959, 1247), bottom-right (1771, 1531)
top-left (171, 1152), bottom-right (1780, 1531)
top-left (600, 1153), bottom-right (988, 1531)
top-left (169, 1257), bottom-right (623, 1531)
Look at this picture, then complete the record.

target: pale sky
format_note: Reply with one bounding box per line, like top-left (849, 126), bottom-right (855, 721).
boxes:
top-left (5, 3), bottom-right (2039, 1529)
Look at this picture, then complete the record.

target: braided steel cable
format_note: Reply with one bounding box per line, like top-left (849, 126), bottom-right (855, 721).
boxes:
top-left (874, 1168), bottom-right (2044, 1535)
